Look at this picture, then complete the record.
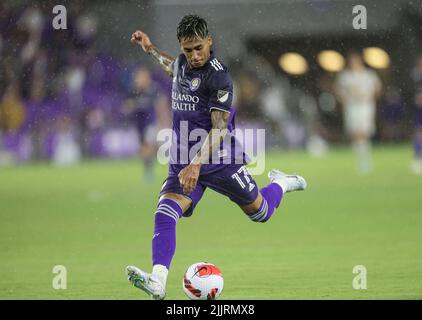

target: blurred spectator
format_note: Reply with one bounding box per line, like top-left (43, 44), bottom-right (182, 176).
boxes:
top-left (0, 2), bottom-right (417, 168)
top-left (0, 83), bottom-right (25, 133)
top-left (0, 80), bottom-right (29, 164)
top-left (335, 51), bottom-right (382, 174)
top-left (0, 2), bottom-right (151, 164)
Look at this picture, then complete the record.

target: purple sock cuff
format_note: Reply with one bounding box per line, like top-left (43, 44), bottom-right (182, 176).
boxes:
top-left (249, 198), bottom-right (269, 222)
top-left (258, 197), bottom-right (267, 211)
top-left (157, 198), bottom-right (183, 219)
top-left (155, 199), bottom-right (183, 223)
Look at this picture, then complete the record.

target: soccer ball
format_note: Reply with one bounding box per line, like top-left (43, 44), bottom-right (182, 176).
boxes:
top-left (183, 262), bottom-right (224, 300)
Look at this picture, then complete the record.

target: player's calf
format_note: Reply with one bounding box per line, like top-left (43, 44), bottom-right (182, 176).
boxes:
top-left (152, 198), bottom-right (183, 269)
top-left (245, 169), bottom-right (307, 223)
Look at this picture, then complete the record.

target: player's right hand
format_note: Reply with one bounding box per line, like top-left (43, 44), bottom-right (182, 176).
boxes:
top-left (131, 30), bottom-right (153, 54)
top-left (178, 163), bottom-right (201, 194)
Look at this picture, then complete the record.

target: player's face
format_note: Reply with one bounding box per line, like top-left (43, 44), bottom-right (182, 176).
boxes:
top-left (180, 36), bottom-right (212, 69)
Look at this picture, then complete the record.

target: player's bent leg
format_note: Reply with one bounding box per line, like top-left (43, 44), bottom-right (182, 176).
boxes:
top-left (127, 193), bottom-right (191, 300)
top-left (240, 169), bottom-right (307, 223)
top-left (240, 187), bottom-right (282, 223)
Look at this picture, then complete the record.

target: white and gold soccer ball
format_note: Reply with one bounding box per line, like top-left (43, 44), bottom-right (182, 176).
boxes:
top-left (183, 262), bottom-right (224, 300)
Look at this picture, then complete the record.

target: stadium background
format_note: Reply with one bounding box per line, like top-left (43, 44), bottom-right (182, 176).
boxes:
top-left (1, 0), bottom-right (421, 299)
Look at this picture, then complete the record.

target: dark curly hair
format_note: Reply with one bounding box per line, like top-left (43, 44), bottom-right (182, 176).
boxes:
top-left (177, 15), bottom-right (209, 42)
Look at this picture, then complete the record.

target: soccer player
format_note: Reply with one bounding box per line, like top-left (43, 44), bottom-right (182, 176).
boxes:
top-left (123, 67), bottom-right (168, 181)
top-left (335, 51), bottom-right (382, 174)
top-left (126, 15), bottom-right (307, 300)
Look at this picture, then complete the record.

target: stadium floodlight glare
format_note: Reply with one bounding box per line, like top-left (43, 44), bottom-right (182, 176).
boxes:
top-left (278, 52), bottom-right (308, 75)
top-left (363, 47), bottom-right (390, 69)
top-left (317, 50), bottom-right (345, 72)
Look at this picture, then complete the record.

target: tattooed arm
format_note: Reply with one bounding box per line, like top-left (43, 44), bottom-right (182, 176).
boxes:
top-left (178, 110), bottom-right (230, 194)
top-left (131, 30), bottom-right (175, 77)
top-left (191, 110), bottom-right (230, 165)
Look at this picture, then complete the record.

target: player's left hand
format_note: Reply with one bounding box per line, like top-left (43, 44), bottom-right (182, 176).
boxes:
top-left (131, 30), bottom-right (153, 54)
top-left (178, 163), bottom-right (201, 194)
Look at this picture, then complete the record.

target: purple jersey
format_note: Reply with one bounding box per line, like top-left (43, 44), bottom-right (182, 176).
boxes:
top-left (169, 52), bottom-right (244, 175)
top-left (129, 84), bottom-right (161, 140)
top-left (131, 84), bottom-right (160, 119)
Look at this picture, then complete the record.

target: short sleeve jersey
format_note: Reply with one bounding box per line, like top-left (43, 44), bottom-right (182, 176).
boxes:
top-left (335, 69), bottom-right (381, 108)
top-left (169, 52), bottom-right (245, 175)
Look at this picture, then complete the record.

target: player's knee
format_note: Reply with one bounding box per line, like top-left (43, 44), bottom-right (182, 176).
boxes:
top-left (154, 210), bottom-right (178, 225)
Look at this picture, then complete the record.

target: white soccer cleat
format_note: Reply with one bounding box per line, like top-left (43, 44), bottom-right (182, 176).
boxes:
top-left (268, 169), bottom-right (307, 193)
top-left (126, 265), bottom-right (166, 300)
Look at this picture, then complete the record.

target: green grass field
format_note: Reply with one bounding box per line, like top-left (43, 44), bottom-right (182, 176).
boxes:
top-left (1, 145), bottom-right (422, 299)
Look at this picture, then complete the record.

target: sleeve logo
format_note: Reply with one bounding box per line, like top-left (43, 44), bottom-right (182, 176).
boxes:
top-left (217, 90), bottom-right (229, 103)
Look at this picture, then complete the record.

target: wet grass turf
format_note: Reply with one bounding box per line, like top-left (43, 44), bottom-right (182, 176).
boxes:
top-left (1, 145), bottom-right (421, 299)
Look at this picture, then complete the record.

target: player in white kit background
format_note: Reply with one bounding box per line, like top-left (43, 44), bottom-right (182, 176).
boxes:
top-left (335, 51), bottom-right (382, 174)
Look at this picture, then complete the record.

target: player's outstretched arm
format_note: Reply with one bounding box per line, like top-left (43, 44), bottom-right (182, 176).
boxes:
top-left (131, 30), bottom-right (175, 77)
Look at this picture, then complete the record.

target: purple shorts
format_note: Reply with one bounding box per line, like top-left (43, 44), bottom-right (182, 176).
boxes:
top-left (160, 164), bottom-right (259, 217)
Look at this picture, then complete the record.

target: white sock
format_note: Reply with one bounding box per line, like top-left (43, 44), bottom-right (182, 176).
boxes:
top-left (152, 264), bottom-right (168, 287)
top-left (354, 141), bottom-right (371, 173)
top-left (272, 178), bottom-right (288, 193)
